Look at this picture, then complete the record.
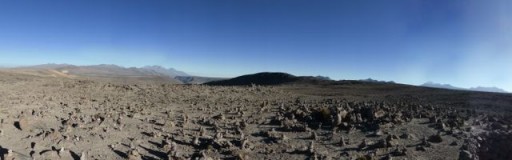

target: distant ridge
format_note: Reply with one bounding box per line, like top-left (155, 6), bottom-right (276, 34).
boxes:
top-left (140, 65), bottom-right (189, 77)
top-left (15, 64), bottom-right (188, 78)
top-left (421, 82), bottom-right (508, 93)
top-left (421, 82), bottom-right (464, 90)
top-left (469, 86), bottom-right (508, 93)
top-left (8, 64), bottom-right (230, 84)
top-left (4, 64), bottom-right (191, 84)
top-left (360, 78), bottom-right (396, 84)
top-left (204, 72), bottom-right (329, 86)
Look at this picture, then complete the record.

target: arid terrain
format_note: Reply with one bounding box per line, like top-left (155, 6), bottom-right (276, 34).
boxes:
top-left (0, 69), bottom-right (511, 160)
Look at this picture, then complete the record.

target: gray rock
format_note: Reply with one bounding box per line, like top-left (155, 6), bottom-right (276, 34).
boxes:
top-left (458, 150), bottom-right (473, 160)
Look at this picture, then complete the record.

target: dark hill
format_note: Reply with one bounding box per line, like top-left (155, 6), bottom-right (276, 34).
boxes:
top-left (205, 72), bottom-right (307, 86)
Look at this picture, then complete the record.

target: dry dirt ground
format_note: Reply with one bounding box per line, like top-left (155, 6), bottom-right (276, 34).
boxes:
top-left (0, 71), bottom-right (511, 160)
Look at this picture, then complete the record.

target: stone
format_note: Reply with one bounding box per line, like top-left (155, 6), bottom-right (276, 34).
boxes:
top-left (80, 152), bottom-right (87, 160)
top-left (458, 150), bottom-right (473, 160)
top-left (40, 150), bottom-right (60, 159)
top-left (421, 137), bottom-right (431, 147)
top-left (358, 139), bottom-right (368, 150)
top-left (16, 117), bottom-right (32, 131)
top-left (428, 134), bottom-right (443, 143)
top-left (311, 131), bottom-right (318, 140)
top-left (383, 154), bottom-right (393, 160)
top-left (386, 135), bottom-right (398, 147)
top-left (375, 139), bottom-right (388, 148)
top-left (373, 110), bottom-right (386, 119)
top-left (281, 134), bottom-right (289, 142)
top-left (339, 136), bottom-right (346, 147)
top-left (372, 130), bottom-right (384, 137)
top-left (128, 149), bottom-right (142, 160)
top-left (416, 145), bottom-right (427, 151)
top-left (399, 133), bottom-right (412, 139)
top-left (193, 137), bottom-right (200, 146)
top-left (391, 147), bottom-right (407, 156)
top-left (58, 148), bottom-right (74, 160)
top-left (308, 141), bottom-right (315, 153)
top-left (212, 114), bottom-right (225, 120)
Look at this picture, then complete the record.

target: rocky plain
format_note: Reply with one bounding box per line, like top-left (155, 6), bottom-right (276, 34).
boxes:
top-left (0, 70), bottom-right (511, 160)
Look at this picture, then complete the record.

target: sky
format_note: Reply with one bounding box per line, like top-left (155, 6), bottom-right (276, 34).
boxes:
top-left (0, 0), bottom-right (511, 91)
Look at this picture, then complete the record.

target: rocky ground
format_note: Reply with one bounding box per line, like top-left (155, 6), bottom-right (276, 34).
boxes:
top-left (0, 71), bottom-right (511, 160)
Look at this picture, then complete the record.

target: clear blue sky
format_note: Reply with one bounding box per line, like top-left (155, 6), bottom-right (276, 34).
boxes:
top-left (0, 0), bottom-right (511, 90)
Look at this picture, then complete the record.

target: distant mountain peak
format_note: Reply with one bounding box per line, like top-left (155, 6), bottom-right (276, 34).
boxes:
top-left (315, 75), bottom-right (332, 81)
top-left (360, 78), bottom-right (396, 84)
top-left (89, 64), bottom-right (124, 68)
top-left (142, 65), bottom-right (166, 69)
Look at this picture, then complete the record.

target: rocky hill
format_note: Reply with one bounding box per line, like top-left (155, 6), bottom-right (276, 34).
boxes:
top-left (204, 72), bottom-right (330, 86)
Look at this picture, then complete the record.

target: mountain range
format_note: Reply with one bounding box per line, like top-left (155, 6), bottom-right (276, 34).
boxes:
top-left (206, 73), bottom-right (509, 93)
top-left (1, 64), bottom-right (509, 93)
top-left (7, 63), bottom-right (224, 84)
top-left (421, 82), bottom-right (508, 93)
top-left (23, 63), bottom-right (189, 77)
